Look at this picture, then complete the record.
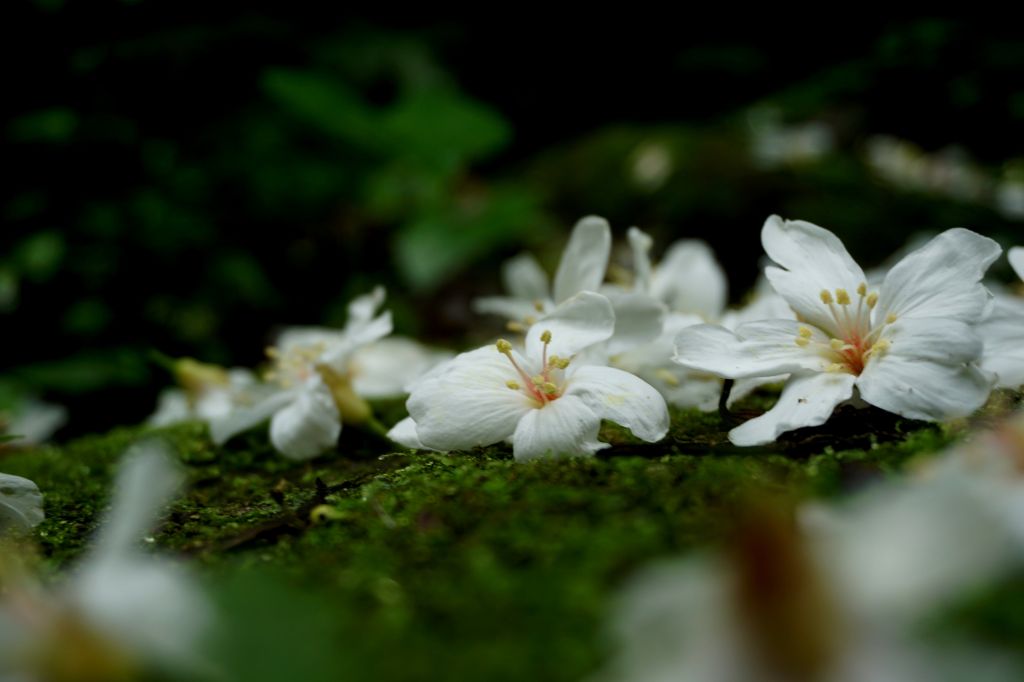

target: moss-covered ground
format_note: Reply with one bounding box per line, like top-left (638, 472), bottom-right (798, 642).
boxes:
top-left (2, 393), bottom-right (1022, 682)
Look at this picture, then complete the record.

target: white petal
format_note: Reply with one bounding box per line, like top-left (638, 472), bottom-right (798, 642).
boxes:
top-left (1010, 246), bottom-right (1024, 282)
top-left (91, 442), bottom-right (183, 558)
top-left (350, 336), bottom-right (452, 398)
top-left (331, 311), bottom-right (393, 365)
top-left (979, 293), bottom-right (1024, 388)
top-left (408, 347), bottom-right (534, 451)
top-left (5, 400), bottom-right (67, 445)
top-left (0, 472), bottom-right (44, 533)
top-left (502, 252), bottom-right (550, 301)
top-left (207, 389), bottom-right (296, 445)
top-left (386, 416), bottom-right (431, 450)
top-left (269, 377), bottom-right (342, 460)
top-left (761, 215), bottom-right (867, 335)
top-left (728, 371), bottom-right (856, 446)
top-left (649, 239), bottom-right (728, 319)
top-left (552, 215), bottom-right (611, 303)
top-left (347, 285), bottom-right (386, 324)
top-left (877, 228), bottom-right (1001, 325)
top-left (627, 227), bottom-right (654, 293)
top-left (276, 326), bottom-right (345, 354)
top-left (471, 295), bottom-right (545, 322)
top-left (527, 291), bottom-right (615, 360)
top-left (674, 320), bottom-right (828, 379)
top-left (148, 388), bottom-right (193, 427)
top-left (566, 365), bottom-right (669, 442)
top-left (604, 291), bottom-right (667, 356)
top-left (511, 394), bottom-right (607, 460)
top-left (71, 557), bottom-right (213, 672)
top-left (857, 317), bottom-right (992, 421)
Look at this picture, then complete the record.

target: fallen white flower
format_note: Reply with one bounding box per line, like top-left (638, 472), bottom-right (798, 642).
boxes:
top-left (674, 216), bottom-right (1000, 445)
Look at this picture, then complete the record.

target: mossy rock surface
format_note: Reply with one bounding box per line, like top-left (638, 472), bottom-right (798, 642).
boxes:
top-left (0, 402), bottom-right (1012, 682)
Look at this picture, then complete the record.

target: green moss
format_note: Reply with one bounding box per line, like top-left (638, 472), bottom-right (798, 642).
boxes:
top-left (0, 406), bottom-right (1007, 682)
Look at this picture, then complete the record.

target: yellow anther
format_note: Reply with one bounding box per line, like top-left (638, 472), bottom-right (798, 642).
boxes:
top-left (835, 288), bottom-right (851, 305)
top-left (798, 326), bottom-right (813, 338)
top-left (885, 313), bottom-right (897, 324)
top-left (496, 339), bottom-right (513, 354)
top-left (829, 338), bottom-right (845, 351)
top-left (655, 369), bottom-right (681, 386)
top-left (506, 380), bottom-right (521, 390)
top-left (540, 330), bottom-right (552, 344)
top-left (265, 346), bottom-right (280, 358)
top-left (506, 321), bottom-right (527, 333)
top-left (524, 316), bottom-right (537, 325)
top-left (533, 300), bottom-right (545, 313)
top-left (866, 292), bottom-right (879, 309)
top-left (825, 363), bottom-right (846, 373)
top-left (795, 337), bottom-right (810, 347)
top-left (531, 374), bottom-right (546, 386)
top-left (548, 355), bottom-right (570, 370)
top-left (541, 381), bottom-right (559, 394)
top-left (856, 282), bottom-right (867, 297)
top-left (820, 289), bottom-right (833, 304)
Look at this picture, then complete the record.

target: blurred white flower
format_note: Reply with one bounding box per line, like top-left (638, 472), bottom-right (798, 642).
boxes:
top-left (208, 287), bottom-right (391, 459)
top-left (749, 109), bottom-right (834, 168)
top-left (148, 361), bottom-right (267, 428)
top-left (348, 336), bottom-right (452, 399)
top-left (0, 441), bottom-right (214, 681)
top-left (405, 292), bottom-right (668, 460)
top-left (1, 399), bottom-right (67, 446)
top-left (0, 472), bottom-right (43, 534)
top-left (675, 216), bottom-right (999, 445)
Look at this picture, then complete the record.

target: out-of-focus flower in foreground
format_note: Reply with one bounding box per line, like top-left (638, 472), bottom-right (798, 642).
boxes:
top-left (0, 441), bottom-right (214, 681)
top-left (674, 216), bottom-right (999, 445)
top-left (979, 246), bottom-right (1024, 389)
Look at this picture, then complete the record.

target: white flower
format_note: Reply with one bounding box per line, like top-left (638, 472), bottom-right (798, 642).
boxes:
top-left (348, 336), bottom-right (452, 399)
top-left (0, 472), bottom-right (43, 534)
top-left (0, 442), bottom-right (214, 680)
top-left (674, 216), bottom-right (1000, 446)
top-left (474, 216), bottom-right (665, 356)
top-left (148, 363), bottom-right (266, 427)
top-left (596, 469), bottom-right (1021, 682)
top-left (979, 246), bottom-right (1024, 389)
top-left (1, 399), bottom-right (67, 445)
top-left (611, 227), bottom-right (791, 410)
top-left (404, 292), bottom-right (669, 460)
top-left (208, 287), bottom-right (392, 459)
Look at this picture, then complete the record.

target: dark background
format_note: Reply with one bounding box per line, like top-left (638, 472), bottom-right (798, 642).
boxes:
top-left (3, 7), bottom-right (1022, 435)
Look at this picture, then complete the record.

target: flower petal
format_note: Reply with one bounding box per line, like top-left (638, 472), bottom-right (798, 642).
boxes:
top-left (351, 336), bottom-right (452, 398)
top-left (511, 394), bottom-right (607, 460)
top-left (877, 228), bottom-right (1001, 325)
top-left (0, 472), bottom-right (44, 533)
top-left (527, 291), bottom-right (615, 360)
top-left (674, 320), bottom-right (829, 379)
top-left (552, 215), bottom-right (611, 303)
top-left (503, 252), bottom-right (550, 302)
top-left (386, 416), bottom-right (431, 451)
top-left (604, 291), bottom-right (667, 356)
top-left (269, 377), bottom-right (341, 460)
top-left (347, 285), bottom-right (386, 324)
top-left (566, 365), bottom-right (669, 442)
top-left (728, 371), bottom-right (856, 446)
top-left (472, 295), bottom-right (545, 322)
top-left (207, 389), bottom-right (296, 445)
top-left (857, 317), bottom-right (992, 420)
top-left (979, 293), bottom-right (1024, 389)
top-left (650, 239), bottom-right (728, 319)
top-left (761, 215), bottom-right (867, 335)
top-left (1010, 246), bottom-right (1024, 281)
top-left (627, 227), bottom-right (654, 293)
top-left (408, 347), bottom-right (534, 451)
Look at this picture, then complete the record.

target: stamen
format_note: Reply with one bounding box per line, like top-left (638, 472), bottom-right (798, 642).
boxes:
top-left (541, 381), bottom-right (559, 395)
top-left (524, 316), bottom-right (537, 325)
top-left (829, 338), bottom-right (845, 351)
top-left (835, 289), bottom-right (851, 305)
top-left (885, 313), bottom-right (897, 324)
top-left (506, 321), bottom-right (527, 333)
top-left (506, 380), bottom-right (520, 390)
top-left (856, 282), bottom-right (867, 297)
top-left (531, 375), bottom-right (546, 386)
top-left (533, 300), bottom-right (545, 313)
top-left (496, 339), bottom-right (513, 354)
top-left (866, 292), bottom-right (879, 309)
top-left (798, 326), bottom-right (813, 338)
top-left (820, 289), bottom-right (833, 304)
top-left (795, 337), bottom-right (810, 347)
top-left (825, 363), bottom-right (846, 373)
top-left (265, 346), bottom-right (280, 359)
top-left (655, 369), bottom-right (680, 386)
top-left (540, 330), bottom-right (552, 343)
